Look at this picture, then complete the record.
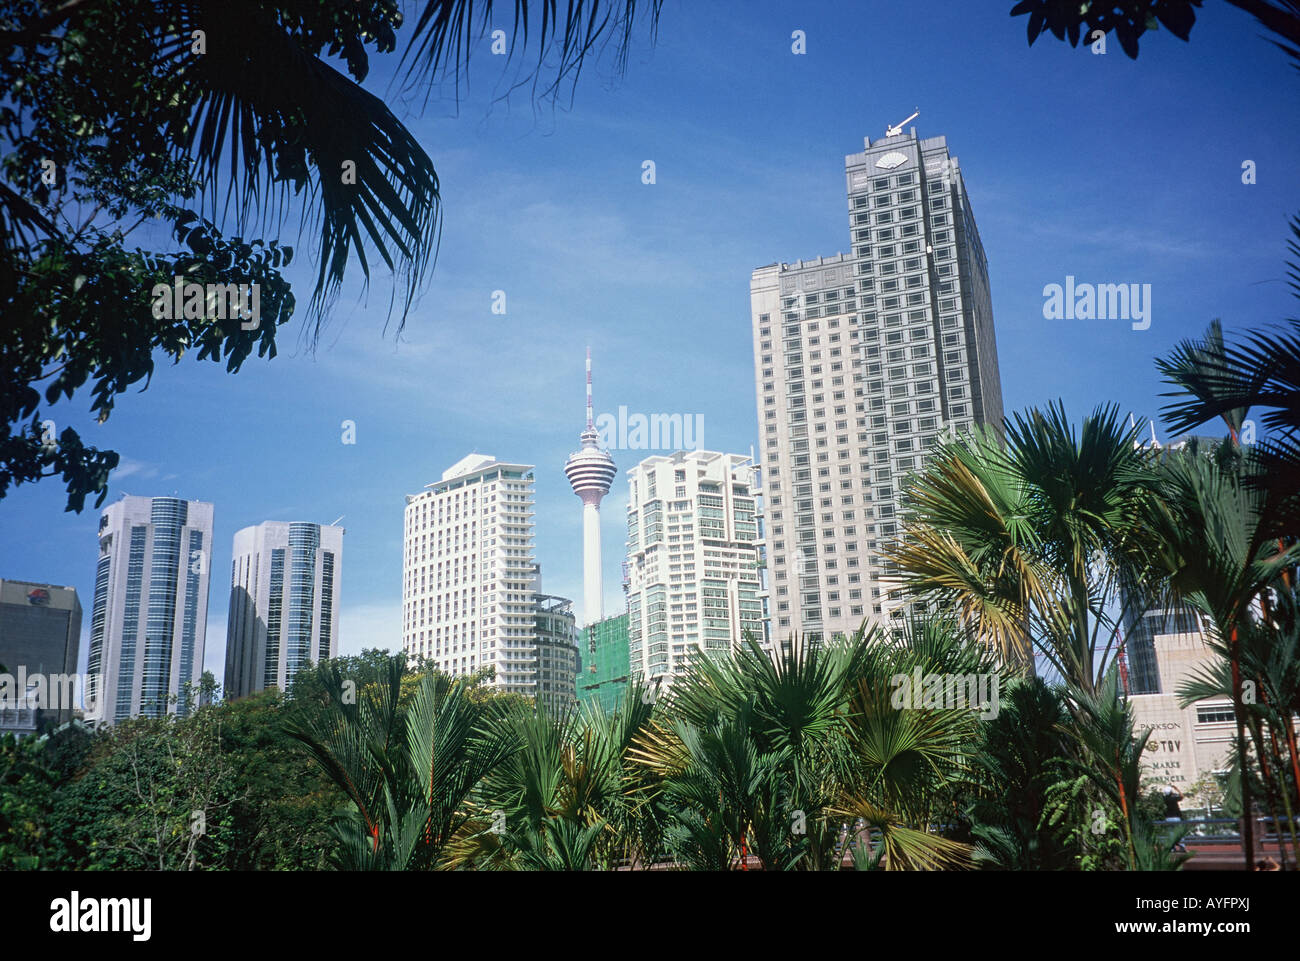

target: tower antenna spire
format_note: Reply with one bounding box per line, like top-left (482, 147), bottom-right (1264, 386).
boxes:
top-left (566, 347), bottom-right (617, 626)
top-left (585, 347), bottom-right (594, 431)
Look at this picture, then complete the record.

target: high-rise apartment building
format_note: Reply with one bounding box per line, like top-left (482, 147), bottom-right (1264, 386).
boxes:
top-left (224, 521), bottom-right (343, 699)
top-left (403, 454), bottom-right (540, 696)
top-left (625, 450), bottom-right (763, 688)
top-left (86, 495), bottom-right (214, 724)
top-left (751, 126), bottom-right (1003, 644)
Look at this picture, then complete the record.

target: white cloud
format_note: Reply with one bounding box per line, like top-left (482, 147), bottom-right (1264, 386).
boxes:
top-left (112, 457), bottom-right (160, 481)
top-left (338, 600), bottom-right (404, 657)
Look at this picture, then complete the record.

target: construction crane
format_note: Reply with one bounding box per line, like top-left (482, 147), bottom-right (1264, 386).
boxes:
top-left (886, 109), bottom-right (919, 137)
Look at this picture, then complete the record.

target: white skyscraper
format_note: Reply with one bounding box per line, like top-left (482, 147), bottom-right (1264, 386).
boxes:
top-left (224, 521), bottom-right (343, 699)
top-left (564, 350), bottom-right (617, 626)
top-left (403, 454), bottom-right (541, 696)
top-left (86, 495), bottom-right (214, 724)
top-left (625, 450), bottom-right (763, 689)
top-left (751, 126), bottom-right (1003, 646)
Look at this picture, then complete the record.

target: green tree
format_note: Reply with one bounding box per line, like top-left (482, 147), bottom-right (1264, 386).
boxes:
top-left (46, 713), bottom-right (243, 870)
top-left (0, 731), bottom-right (58, 868)
top-left (212, 689), bottom-right (338, 870)
top-left (1049, 667), bottom-right (1151, 870)
top-left (629, 620), bottom-right (987, 871)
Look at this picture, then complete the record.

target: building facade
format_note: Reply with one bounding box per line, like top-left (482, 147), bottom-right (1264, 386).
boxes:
top-left (576, 612), bottom-right (631, 713)
top-left (224, 521), bottom-right (343, 699)
top-left (625, 451), bottom-right (763, 688)
top-left (86, 495), bottom-right (214, 724)
top-left (534, 592), bottom-right (579, 713)
top-left (1127, 625), bottom-right (1234, 791)
top-left (751, 127), bottom-right (1003, 645)
top-left (403, 454), bottom-right (540, 697)
top-left (1121, 598), bottom-right (1203, 696)
top-left (0, 580), bottom-right (82, 727)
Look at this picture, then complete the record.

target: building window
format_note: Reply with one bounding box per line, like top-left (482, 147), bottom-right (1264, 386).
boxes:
top-left (1196, 705), bottom-right (1235, 724)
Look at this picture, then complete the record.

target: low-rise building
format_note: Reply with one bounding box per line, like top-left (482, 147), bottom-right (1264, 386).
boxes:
top-left (1127, 626), bottom-right (1234, 790)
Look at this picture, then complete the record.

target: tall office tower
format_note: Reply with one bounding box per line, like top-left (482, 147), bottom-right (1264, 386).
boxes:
top-left (403, 454), bottom-right (540, 697)
top-left (86, 495), bottom-right (214, 724)
top-left (751, 125), bottom-right (1003, 645)
top-left (224, 521), bottom-right (344, 699)
top-left (0, 580), bottom-right (82, 725)
top-left (625, 450), bottom-right (763, 688)
top-left (564, 349), bottom-right (617, 626)
top-left (533, 590), bottom-right (579, 713)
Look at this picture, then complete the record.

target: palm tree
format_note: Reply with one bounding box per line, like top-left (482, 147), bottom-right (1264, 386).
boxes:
top-left (886, 401), bottom-right (1160, 692)
top-left (1158, 305), bottom-right (1300, 544)
top-left (630, 620), bottom-right (987, 871)
top-left (1154, 224), bottom-right (1300, 870)
top-left (2, 0), bottom-right (664, 331)
top-left (628, 637), bottom-right (845, 870)
top-left (454, 686), bottom-right (662, 870)
top-left (966, 676), bottom-right (1075, 870)
top-left (639, 707), bottom-right (804, 870)
top-left (832, 617), bottom-right (994, 871)
top-left (286, 654), bottom-right (517, 869)
top-left (1051, 667), bottom-right (1152, 870)
top-left (1142, 441), bottom-right (1300, 869)
top-left (1177, 580), bottom-right (1300, 867)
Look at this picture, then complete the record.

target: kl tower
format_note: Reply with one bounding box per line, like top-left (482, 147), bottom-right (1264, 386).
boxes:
top-left (564, 349), bottom-right (617, 626)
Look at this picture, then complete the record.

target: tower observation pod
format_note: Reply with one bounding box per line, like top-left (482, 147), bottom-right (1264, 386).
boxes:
top-left (563, 349), bottom-right (617, 626)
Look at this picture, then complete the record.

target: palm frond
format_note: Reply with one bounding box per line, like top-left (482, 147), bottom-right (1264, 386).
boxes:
top-left (153, 1), bottom-right (440, 335)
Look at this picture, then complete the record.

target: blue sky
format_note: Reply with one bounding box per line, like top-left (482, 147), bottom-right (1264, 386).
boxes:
top-left (2, 1), bottom-right (1298, 681)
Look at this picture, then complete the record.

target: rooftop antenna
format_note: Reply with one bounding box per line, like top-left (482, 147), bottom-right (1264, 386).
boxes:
top-left (329, 515), bottom-right (344, 527)
top-left (886, 108), bottom-right (919, 138)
